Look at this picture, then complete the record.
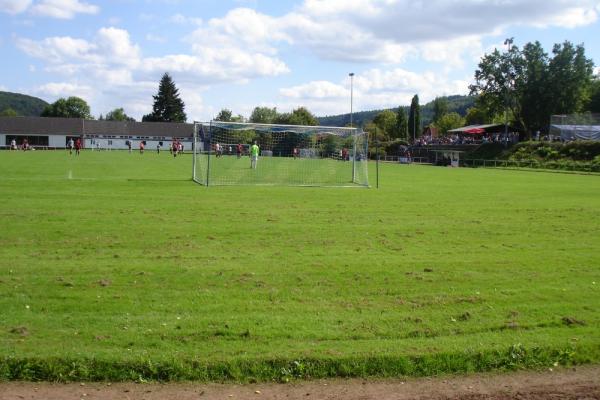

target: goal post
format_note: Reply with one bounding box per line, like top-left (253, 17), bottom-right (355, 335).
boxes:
top-left (192, 121), bottom-right (369, 187)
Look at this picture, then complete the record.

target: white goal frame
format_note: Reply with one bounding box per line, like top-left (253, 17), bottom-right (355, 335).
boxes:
top-left (192, 121), bottom-right (369, 187)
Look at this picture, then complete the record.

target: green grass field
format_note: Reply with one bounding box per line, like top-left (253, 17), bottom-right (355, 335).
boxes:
top-left (0, 150), bottom-right (599, 382)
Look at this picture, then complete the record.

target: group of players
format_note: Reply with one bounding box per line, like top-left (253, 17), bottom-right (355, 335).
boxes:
top-left (214, 142), bottom-right (260, 168)
top-left (126, 139), bottom-right (184, 156)
top-left (9, 138), bottom-right (34, 151)
top-left (67, 138), bottom-right (82, 155)
top-left (214, 142), bottom-right (247, 158)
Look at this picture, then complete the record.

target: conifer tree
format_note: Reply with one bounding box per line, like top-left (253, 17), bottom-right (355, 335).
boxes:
top-left (408, 95), bottom-right (421, 141)
top-left (143, 73), bottom-right (187, 122)
top-left (395, 107), bottom-right (408, 140)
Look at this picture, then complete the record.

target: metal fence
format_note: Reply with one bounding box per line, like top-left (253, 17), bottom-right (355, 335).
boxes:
top-left (550, 113), bottom-right (600, 141)
top-left (461, 158), bottom-right (599, 173)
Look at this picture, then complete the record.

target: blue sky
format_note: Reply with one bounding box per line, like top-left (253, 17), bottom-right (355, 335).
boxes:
top-left (1, 0), bottom-right (599, 121)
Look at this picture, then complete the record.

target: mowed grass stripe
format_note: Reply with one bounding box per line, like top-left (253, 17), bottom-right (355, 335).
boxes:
top-left (0, 150), bottom-right (599, 381)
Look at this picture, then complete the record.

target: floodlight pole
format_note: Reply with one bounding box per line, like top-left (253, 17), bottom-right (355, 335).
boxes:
top-left (350, 72), bottom-right (356, 183)
top-left (503, 38), bottom-right (513, 146)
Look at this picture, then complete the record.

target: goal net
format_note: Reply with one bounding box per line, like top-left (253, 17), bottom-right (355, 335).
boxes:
top-left (193, 121), bottom-right (369, 187)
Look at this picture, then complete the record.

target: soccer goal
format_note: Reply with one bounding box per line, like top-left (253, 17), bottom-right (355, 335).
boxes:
top-left (192, 121), bottom-right (369, 187)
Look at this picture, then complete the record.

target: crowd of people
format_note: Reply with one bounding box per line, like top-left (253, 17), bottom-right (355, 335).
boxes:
top-left (414, 132), bottom-right (520, 146)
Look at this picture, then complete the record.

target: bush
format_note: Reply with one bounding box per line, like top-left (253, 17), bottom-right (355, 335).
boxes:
top-left (383, 139), bottom-right (410, 155)
top-left (509, 141), bottom-right (600, 162)
top-left (369, 148), bottom-right (386, 159)
top-left (465, 143), bottom-right (508, 160)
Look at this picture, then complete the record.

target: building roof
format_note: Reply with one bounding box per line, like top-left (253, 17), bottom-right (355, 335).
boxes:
top-left (447, 124), bottom-right (507, 134)
top-left (0, 116), bottom-right (194, 137)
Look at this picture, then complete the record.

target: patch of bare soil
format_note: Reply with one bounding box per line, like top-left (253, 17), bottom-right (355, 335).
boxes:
top-left (1, 365), bottom-right (598, 400)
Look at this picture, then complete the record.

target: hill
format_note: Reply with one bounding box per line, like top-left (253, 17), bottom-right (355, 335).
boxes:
top-left (317, 95), bottom-right (475, 127)
top-left (0, 91), bottom-right (49, 116)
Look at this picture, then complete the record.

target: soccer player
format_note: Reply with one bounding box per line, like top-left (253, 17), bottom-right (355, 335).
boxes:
top-left (293, 147), bottom-right (299, 159)
top-left (10, 139), bottom-right (17, 151)
top-left (237, 143), bottom-right (243, 158)
top-left (67, 138), bottom-right (74, 155)
top-left (250, 141), bottom-right (259, 169)
top-left (342, 147), bottom-right (348, 161)
top-left (139, 141), bottom-right (145, 154)
top-left (75, 138), bottom-right (81, 155)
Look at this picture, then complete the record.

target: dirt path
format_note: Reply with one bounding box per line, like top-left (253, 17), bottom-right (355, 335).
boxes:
top-left (1, 365), bottom-right (599, 400)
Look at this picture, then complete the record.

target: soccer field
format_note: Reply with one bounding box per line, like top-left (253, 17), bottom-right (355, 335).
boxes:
top-left (0, 150), bottom-right (599, 381)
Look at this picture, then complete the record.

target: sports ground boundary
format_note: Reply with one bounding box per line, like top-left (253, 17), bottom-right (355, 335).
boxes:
top-left (1, 344), bottom-right (598, 383)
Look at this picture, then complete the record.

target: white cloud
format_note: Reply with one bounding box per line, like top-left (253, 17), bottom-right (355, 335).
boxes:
top-left (16, 27), bottom-right (140, 67)
top-left (95, 27), bottom-right (141, 66)
top-left (279, 68), bottom-right (470, 116)
top-left (530, 3), bottom-right (598, 28)
top-left (35, 82), bottom-right (93, 98)
top-left (188, 8), bottom-right (289, 55)
top-left (16, 36), bottom-right (99, 64)
top-left (280, 0), bottom-right (600, 64)
top-left (280, 81), bottom-right (348, 99)
top-left (31, 0), bottom-right (99, 19)
top-left (0, 0), bottom-right (32, 14)
top-left (145, 33), bottom-right (166, 43)
top-left (169, 13), bottom-right (202, 25)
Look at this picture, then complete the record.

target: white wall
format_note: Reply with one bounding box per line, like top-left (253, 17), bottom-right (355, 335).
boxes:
top-left (49, 135), bottom-right (66, 148)
top-left (85, 138), bottom-right (192, 151)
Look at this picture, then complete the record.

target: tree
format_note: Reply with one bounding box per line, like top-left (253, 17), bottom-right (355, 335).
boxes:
top-left (0, 108), bottom-right (18, 117)
top-left (249, 107), bottom-right (278, 123)
top-left (41, 96), bottom-right (92, 119)
top-left (519, 41), bottom-right (549, 134)
top-left (587, 78), bottom-right (600, 113)
top-left (408, 95), bottom-right (421, 141)
top-left (464, 105), bottom-right (493, 125)
top-left (432, 96), bottom-right (448, 123)
top-left (372, 110), bottom-right (397, 140)
top-left (142, 73), bottom-right (187, 122)
top-left (470, 40), bottom-right (523, 131)
top-left (436, 112), bottom-right (466, 135)
top-left (548, 41), bottom-right (594, 116)
top-left (106, 107), bottom-right (135, 122)
top-left (274, 107), bottom-right (319, 126)
top-left (395, 107), bottom-right (408, 140)
top-left (215, 109), bottom-right (233, 122)
top-left (470, 39), bottom-right (594, 136)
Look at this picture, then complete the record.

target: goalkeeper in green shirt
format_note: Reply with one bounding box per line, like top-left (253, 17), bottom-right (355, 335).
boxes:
top-left (250, 141), bottom-right (259, 169)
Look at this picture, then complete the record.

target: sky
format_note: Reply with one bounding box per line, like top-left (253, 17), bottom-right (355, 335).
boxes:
top-left (1, 0), bottom-right (599, 122)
